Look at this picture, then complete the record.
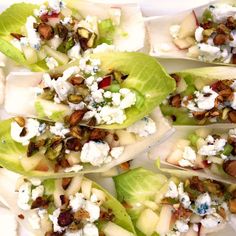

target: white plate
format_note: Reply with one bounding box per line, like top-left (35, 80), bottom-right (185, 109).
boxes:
top-left (0, 0), bottom-right (235, 236)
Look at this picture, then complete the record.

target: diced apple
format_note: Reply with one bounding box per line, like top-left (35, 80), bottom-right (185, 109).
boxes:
top-left (81, 179), bottom-right (92, 199)
top-left (22, 46), bottom-right (38, 64)
top-left (196, 138), bottom-right (207, 150)
top-left (37, 48), bottom-right (47, 61)
top-left (35, 158), bottom-right (51, 172)
top-left (136, 208), bottom-right (159, 236)
top-left (115, 130), bottom-right (137, 146)
top-left (187, 45), bottom-right (200, 58)
top-left (43, 45), bottom-right (69, 64)
top-left (156, 205), bottom-right (173, 235)
top-left (173, 37), bottom-right (195, 50)
top-left (47, 36), bottom-right (63, 50)
top-left (54, 179), bottom-right (65, 208)
top-left (103, 222), bottom-right (134, 236)
top-left (195, 128), bottom-right (212, 138)
top-left (178, 11), bottom-right (198, 39)
top-left (167, 149), bottom-right (183, 165)
top-left (47, 17), bottom-right (61, 27)
top-left (66, 175), bottom-right (83, 196)
top-left (190, 214), bottom-right (202, 223)
top-left (91, 188), bottom-right (106, 204)
top-left (20, 154), bottom-right (43, 172)
top-left (176, 78), bottom-right (187, 94)
top-left (195, 154), bottom-right (205, 169)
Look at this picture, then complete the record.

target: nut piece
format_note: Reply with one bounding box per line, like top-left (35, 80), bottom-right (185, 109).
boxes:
top-left (68, 76), bottom-right (84, 86)
top-left (169, 94), bottom-right (181, 108)
top-left (66, 137), bottom-right (82, 151)
top-left (69, 110), bottom-right (86, 126)
top-left (14, 117), bottom-right (25, 127)
top-left (90, 129), bottom-right (107, 140)
top-left (56, 23), bottom-right (68, 40)
top-left (229, 199), bottom-right (236, 213)
top-left (228, 110), bottom-right (236, 123)
top-left (74, 209), bottom-right (90, 222)
top-left (58, 210), bottom-right (74, 227)
top-left (38, 23), bottom-right (54, 40)
top-left (62, 178), bottom-right (72, 190)
top-left (68, 94), bottom-right (83, 104)
top-left (232, 54), bottom-right (236, 64)
top-left (213, 34), bottom-right (227, 46)
top-left (223, 160), bottom-right (236, 177)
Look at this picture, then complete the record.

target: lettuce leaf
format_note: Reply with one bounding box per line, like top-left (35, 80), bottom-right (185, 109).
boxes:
top-left (160, 66), bottom-right (236, 125)
top-left (113, 168), bottom-right (167, 219)
top-left (0, 170), bottom-right (136, 236)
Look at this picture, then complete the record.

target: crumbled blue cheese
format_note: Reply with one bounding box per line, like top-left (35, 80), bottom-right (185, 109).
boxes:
top-left (198, 43), bottom-right (222, 62)
top-left (29, 178), bottom-right (42, 186)
top-left (61, 16), bottom-right (72, 25)
top-left (210, 4), bottom-right (236, 23)
top-left (195, 193), bottom-right (212, 215)
top-left (178, 146), bottom-right (196, 167)
top-left (198, 135), bottom-right (226, 156)
top-left (67, 44), bottom-right (81, 60)
top-left (200, 213), bottom-right (222, 228)
top-left (178, 182), bottom-right (191, 208)
top-left (17, 182), bottom-right (32, 210)
top-left (48, 0), bottom-right (65, 13)
top-left (83, 223), bottom-right (99, 236)
top-left (175, 220), bottom-right (189, 233)
top-left (25, 16), bottom-right (41, 50)
top-left (84, 201), bottom-right (100, 222)
top-left (11, 118), bottom-right (41, 146)
top-left (195, 27), bottom-right (204, 42)
top-left (64, 164), bottom-right (84, 173)
top-left (46, 57), bottom-right (59, 70)
top-left (165, 181), bottom-right (178, 198)
top-left (50, 122), bottom-right (69, 138)
top-left (34, 4), bottom-right (48, 17)
top-left (31, 185), bottom-right (44, 201)
top-left (79, 57), bottom-right (100, 75)
top-left (126, 117), bottom-right (156, 137)
top-left (69, 193), bottom-right (86, 212)
top-left (80, 141), bottom-right (110, 166)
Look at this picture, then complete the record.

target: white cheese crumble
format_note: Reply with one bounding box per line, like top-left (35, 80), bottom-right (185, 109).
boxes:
top-left (34, 4), bottom-right (48, 17)
top-left (165, 181), bottom-right (178, 198)
top-left (110, 146), bottom-right (124, 159)
top-left (17, 182), bottom-right (32, 210)
top-left (80, 141), bottom-right (110, 166)
top-left (198, 135), bottom-right (226, 156)
top-left (69, 193), bottom-right (86, 212)
top-left (126, 117), bottom-right (156, 137)
top-left (67, 43), bottom-right (81, 60)
top-left (83, 223), bottom-right (99, 236)
top-left (11, 118), bottom-right (41, 146)
top-left (48, 0), bottom-right (65, 13)
top-left (46, 57), bottom-right (59, 70)
top-left (49, 208), bottom-right (65, 232)
top-left (169, 25), bottom-right (180, 39)
top-left (32, 185), bottom-right (44, 201)
top-left (84, 201), bottom-right (100, 222)
top-left (200, 213), bottom-right (222, 228)
top-left (195, 26), bottom-right (204, 42)
top-left (197, 43), bottom-right (221, 62)
top-left (195, 192), bottom-right (212, 215)
top-left (175, 220), bottom-right (189, 233)
top-left (210, 4), bottom-right (236, 23)
top-left (178, 146), bottom-right (196, 167)
top-left (25, 16), bottom-right (41, 50)
top-left (50, 122), bottom-right (69, 138)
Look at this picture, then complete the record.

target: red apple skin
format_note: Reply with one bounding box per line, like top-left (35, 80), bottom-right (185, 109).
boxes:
top-left (35, 159), bottom-right (49, 172)
top-left (40, 12), bottom-right (60, 22)
top-left (192, 10), bottom-right (199, 27)
top-left (98, 76), bottom-right (112, 89)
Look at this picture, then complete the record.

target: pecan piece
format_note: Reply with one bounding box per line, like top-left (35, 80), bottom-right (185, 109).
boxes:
top-left (66, 137), bottom-right (82, 151)
top-left (229, 199), bottom-right (236, 213)
top-left (169, 94), bottom-right (181, 108)
top-left (68, 76), bottom-right (84, 86)
top-left (14, 116), bottom-right (26, 127)
top-left (74, 209), bottom-right (90, 222)
top-left (173, 205), bottom-right (192, 220)
top-left (69, 110), bottom-right (86, 126)
top-left (38, 23), bottom-right (54, 40)
top-left (100, 209), bottom-right (115, 221)
top-left (189, 176), bottom-right (205, 193)
top-left (31, 197), bottom-right (49, 209)
top-left (213, 34), bottom-right (228, 46)
top-left (223, 160), bottom-right (236, 177)
top-left (119, 161), bottom-right (130, 170)
top-left (62, 178), bottom-right (72, 190)
top-left (232, 54), bottom-right (236, 64)
top-left (192, 111), bottom-right (206, 120)
top-left (90, 129), bottom-right (107, 140)
top-left (58, 210), bottom-right (74, 227)
top-left (228, 110), bottom-right (236, 123)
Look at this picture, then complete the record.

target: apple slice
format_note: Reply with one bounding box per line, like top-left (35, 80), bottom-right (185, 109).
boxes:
top-left (178, 11), bottom-right (198, 39)
top-left (173, 37), bottom-right (196, 50)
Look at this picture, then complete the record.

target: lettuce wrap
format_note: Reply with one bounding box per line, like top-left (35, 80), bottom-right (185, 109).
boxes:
top-left (0, 0), bottom-right (145, 71)
top-left (0, 107), bottom-right (173, 178)
top-left (160, 66), bottom-right (236, 125)
top-left (4, 52), bottom-right (176, 129)
top-left (146, 0), bottom-right (236, 65)
top-left (113, 167), bottom-right (236, 236)
top-left (0, 168), bottom-right (136, 236)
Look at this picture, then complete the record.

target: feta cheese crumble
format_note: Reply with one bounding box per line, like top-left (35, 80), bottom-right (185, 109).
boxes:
top-left (126, 117), bottom-right (156, 137)
top-left (178, 146), bottom-right (196, 167)
top-left (45, 57), bottom-right (59, 70)
top-left (50, 122), bottom-right (70, 138)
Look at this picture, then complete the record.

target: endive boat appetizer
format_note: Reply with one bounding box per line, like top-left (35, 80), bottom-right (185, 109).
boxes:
top-left (146, 1), bottom-right (236, 65)
top-left (0, 107), bottom-right (173, 178)
top-left (0, 169), bottom-right (136, 236)
top-left (0, 0), bottom-right (145, 71)
top-left (160, 66), bottom-right (236, 125)
top-left (5, 52), bottom-right (175, 128)
top-left (114, 167), bottom-right (236, 236)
